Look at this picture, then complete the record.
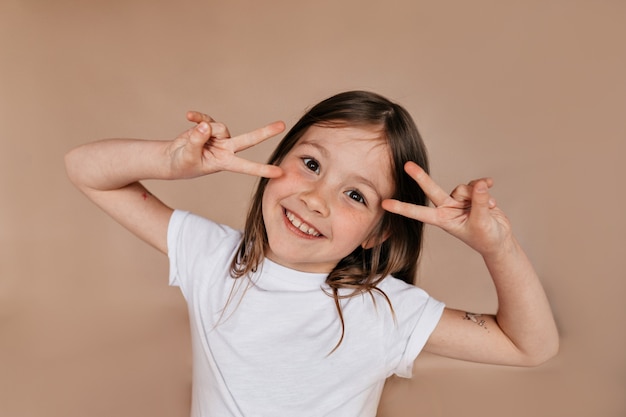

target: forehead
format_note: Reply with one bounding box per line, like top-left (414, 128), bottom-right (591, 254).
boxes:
top-left (300, 123), bottom-right (385, 145)
top-left (294, 124), bottom-right (394, 195)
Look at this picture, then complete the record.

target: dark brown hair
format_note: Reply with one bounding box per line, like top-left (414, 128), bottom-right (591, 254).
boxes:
top-left (230, 91), bottom-right (429, 350)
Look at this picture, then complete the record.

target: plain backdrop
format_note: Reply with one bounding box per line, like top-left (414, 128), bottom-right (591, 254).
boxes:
top-left (1, 1), bottom-right (624, 416)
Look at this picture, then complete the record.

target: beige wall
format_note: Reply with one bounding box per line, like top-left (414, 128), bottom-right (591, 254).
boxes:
top-left (1, 1), bottom-right (624, 416)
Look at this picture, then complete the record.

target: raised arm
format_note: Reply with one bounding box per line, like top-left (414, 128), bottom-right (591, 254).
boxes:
top-left (382, 162), bottom-right (559, 367)
top-left (65, 113), bottom-right (285, 254)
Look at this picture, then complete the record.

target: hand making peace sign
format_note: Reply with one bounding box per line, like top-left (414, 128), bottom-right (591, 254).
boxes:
top-left (165, 111), bottom-right (285, 180)
top-left (382, 161), bottom-right (514, 258)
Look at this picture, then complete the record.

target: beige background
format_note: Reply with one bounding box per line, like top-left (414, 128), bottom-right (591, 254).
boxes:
top-left (1, 1), bottom-right (624, 416)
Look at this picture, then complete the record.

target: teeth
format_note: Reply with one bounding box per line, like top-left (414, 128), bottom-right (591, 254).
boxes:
top-left (286, 210), bottom-right (320, 237)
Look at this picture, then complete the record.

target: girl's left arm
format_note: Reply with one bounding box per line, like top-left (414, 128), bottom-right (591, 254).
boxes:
top-left (382, 162), bottom-right (559, 367)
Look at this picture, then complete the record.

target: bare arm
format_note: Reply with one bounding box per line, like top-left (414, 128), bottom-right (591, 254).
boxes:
top-left (65, 113), bottom-right (285, 254)
top-left (382, 162), bottom-right (559, 367)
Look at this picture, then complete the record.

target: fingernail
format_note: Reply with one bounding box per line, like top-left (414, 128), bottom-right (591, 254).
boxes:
top-left (198, 122), bottom-right (209, 133)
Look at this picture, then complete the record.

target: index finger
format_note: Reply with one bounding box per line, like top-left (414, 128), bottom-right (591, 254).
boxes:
top-left (381, 198), bottom-right (439, 225)
top-left (224, 157), bottom-right (284, 179)
top-left (232, 121), bottom-right (286, 152)
top-left (404, 161), bottom-right (450, 207)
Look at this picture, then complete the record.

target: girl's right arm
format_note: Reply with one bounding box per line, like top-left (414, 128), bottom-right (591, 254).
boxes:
top-left (65, 113), bottom-right (285, 254)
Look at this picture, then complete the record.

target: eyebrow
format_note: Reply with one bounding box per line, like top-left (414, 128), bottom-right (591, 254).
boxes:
top-left (299, 140), bottom-right (329, 158)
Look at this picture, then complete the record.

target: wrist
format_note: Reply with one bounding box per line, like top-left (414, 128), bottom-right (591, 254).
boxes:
top-left (156, 140), bottom-right (181, 180)
top-left (481, 234), bottom-right (520, 264)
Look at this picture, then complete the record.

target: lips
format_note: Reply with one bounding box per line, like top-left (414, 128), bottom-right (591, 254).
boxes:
top-left (284, 209), bottom-right (322, 237)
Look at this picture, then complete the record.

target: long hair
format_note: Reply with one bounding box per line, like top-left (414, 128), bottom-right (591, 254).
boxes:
top-left (230, 91), bottom-right (429, 350)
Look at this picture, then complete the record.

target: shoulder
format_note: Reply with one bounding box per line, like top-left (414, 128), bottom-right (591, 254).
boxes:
top-left (376, 275), bottom-right (431, 300)
top-left (167, 210), bottom-right (243, 291)
top-left (375, 275), bottom-right (445, 321)
top-left (167, 210), bottom-right (243, 259)
top-left (169, 210), bottom-right (241, 240)
top-left (370, 276), bottom-right (445, 377)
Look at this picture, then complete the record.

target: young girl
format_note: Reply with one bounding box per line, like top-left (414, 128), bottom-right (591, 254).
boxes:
top-left (65, 91), bottom-right (558, 416)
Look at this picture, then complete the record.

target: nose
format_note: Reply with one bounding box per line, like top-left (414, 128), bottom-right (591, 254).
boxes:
top-left (300, 185), bottom-right (330, 217)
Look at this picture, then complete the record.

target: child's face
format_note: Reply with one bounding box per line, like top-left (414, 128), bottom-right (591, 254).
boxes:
top-left (262, 124), bottom-right (394, 273)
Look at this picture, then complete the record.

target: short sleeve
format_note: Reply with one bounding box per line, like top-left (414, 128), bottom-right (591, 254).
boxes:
top-left (167, 210), bottom-right (190, 288)
top-left (380, 279), bottom-right (445, 378)
top-left (393, 295), bottom-right (444, 377)
top-left (166, 210), bottom-right (242, 298)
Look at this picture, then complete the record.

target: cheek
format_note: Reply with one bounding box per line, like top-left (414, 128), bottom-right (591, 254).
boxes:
top-left (261, 175), bottom-right (298, 221)
top-left (360, 211), bottom-right (386, 241)
top-left (335, 209), bottom-right (380, 240)
top-left (261, 180), bottom-right (280, 222)
top-left (262, 177), bottom-right (285, 205)
top-left (261, 182), bottom-right (273, 205)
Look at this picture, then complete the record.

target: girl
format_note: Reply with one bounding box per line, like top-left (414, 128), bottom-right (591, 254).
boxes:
top-left (65, 91), bottom-right (558, 416)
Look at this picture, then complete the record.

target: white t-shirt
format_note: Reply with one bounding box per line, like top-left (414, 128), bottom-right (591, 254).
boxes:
top-left (168, 210), bottom-right (444, 417)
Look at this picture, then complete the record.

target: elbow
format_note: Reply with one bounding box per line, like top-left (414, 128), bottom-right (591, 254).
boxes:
top-left (538, 337), bottom-right (560, 365)
top-left (64, 147), bottom-right (84, 187)
top-left (517, 337), bottom-right (560, 367)
top-left (521, 351), bottom-right (558, 368)
top-left (64, 149), bottom-right (77, 181)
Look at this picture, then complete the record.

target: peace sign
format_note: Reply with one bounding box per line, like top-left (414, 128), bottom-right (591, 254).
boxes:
top-left (382, 161), bottom-right (513, 257)
top-left (165, 111), bottom-right (285, 180)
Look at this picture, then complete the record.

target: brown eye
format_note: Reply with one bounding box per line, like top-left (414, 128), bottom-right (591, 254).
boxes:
top-left (345, 190), bottom-right (366, 205)
top-left (302, 158), bottom-right (320, 174)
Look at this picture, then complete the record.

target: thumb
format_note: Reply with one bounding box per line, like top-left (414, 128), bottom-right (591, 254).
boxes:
top-left (189, 122), bottom-right (212, 148)
top-left (470, 180), bottom-right (492, 222)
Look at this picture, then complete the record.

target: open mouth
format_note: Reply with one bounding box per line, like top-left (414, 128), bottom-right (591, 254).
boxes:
top-left (284, 209), bottom-right (322, 237)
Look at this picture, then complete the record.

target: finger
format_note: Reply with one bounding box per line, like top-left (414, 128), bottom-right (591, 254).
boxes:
top-left (382, 198), bottom-right (440, 226)
top-left (404, 161), bottom-right (450, 207)
top-left (469, 180), bottom-right (492, 223)
top-left (448, 183), bottom-right (497, 211)
top-left (208, 122), bottom-right (231, 139)
top-left (186, 111), bottom-right (215, 124)
top-left (449, 184), bottom-right (472, 204)
top-left (466, 178), bottom-right (497, 208)
top-left (233, 121), bottom-right (286, 152)
top-left (468, 177), bottom-right (494, 188)
top-left (190, 122), bottom-right (212, 149)
top-left (225, 157), bottom-right (284, 179)
top-left (186, 111), bottom-right (231, 139)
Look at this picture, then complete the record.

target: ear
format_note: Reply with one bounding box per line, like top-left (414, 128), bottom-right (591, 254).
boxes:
top-left (361, 229), bottom-right (391, 250)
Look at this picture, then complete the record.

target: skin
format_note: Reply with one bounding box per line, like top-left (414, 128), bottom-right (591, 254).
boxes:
top-left (65, 112), bottom-right (559, 367)
top-left (383, 162), bottom-right (559, 365)
top-left (262, 125), bottom-right (394, 273)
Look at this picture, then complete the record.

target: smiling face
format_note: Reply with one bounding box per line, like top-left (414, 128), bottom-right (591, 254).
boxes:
top-left (262, 124), bottom-right (395, 273)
